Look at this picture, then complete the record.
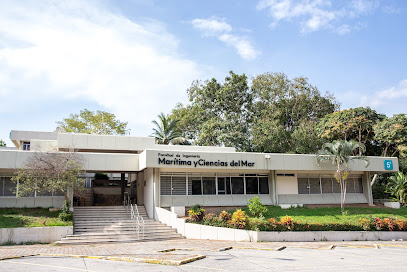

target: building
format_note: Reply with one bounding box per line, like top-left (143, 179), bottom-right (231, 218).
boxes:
top-left (0, 130), bottom-right (399, 218)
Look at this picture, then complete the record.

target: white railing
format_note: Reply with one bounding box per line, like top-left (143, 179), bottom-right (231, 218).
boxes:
top-left (130, 204), bottom-right (145, 239)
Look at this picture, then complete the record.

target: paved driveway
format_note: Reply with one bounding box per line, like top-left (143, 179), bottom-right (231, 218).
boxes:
top-left (0, 240), bottom-right (406, 271)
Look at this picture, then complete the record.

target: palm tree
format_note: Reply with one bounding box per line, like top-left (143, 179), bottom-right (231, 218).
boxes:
top-left (316, 140), bottom-right (369, 212)
top-left (151, 113), bottom-right (185, 145)
top-left (386, 172), bottom-right (407, 205)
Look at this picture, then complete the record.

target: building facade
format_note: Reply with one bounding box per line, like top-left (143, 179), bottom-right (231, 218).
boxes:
top-left (0, 130), bottom-right (399, 218)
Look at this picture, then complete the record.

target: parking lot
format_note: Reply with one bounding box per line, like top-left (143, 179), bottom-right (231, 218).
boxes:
top-left (1, 240), bottom-right (406, 271)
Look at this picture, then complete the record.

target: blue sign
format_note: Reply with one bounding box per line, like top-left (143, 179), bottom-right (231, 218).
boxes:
top-left (384, 160), bottom-right (393, 170)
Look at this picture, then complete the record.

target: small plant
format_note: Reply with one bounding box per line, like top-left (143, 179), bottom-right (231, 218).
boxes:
top-left (58, 201), bottom-right (73, 222)
top-left (383, 218), bottom-right (394, 231)
top-left (247, 196), bottom-right (267, 218)
top-left (280, 216), bottom-right (294, 230)
top-left (188, 204), bottom-right (205, 222)
top-left (357, 218), bottom-right (372, 231)
top-left (231, 209), bottom-right (249, 229)
top-left (373, 218), bottom-right (384, 231)
top-left (218, 210), bottom-right (231, 222)
top-left (394, 219), bottom-right (407, 231)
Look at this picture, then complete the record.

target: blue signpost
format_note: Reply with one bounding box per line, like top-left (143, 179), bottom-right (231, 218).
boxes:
top-left (384, 160), bottom-right (393, 170)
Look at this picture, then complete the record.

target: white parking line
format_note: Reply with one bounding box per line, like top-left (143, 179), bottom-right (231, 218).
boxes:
top-left (2, 260), bottom-right (98, 272)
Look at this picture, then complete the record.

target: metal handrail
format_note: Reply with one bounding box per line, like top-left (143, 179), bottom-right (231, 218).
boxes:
top-left (130, 204), bottom-right (144, 239)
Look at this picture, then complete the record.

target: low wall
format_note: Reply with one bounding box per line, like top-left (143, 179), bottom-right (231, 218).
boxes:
top-left (0, 197), bottom-right (65, 208)
top-left (0, 226), bottom-right (73, 244)
top-left (154, 207), bottom-right (407, 242)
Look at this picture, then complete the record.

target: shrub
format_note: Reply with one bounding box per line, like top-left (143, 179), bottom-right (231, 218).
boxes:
top-left (188, 204), bottom-right (205, 222)
top-left (231, 209), bottom-right (248, 229)
top-left (248, 217), bottom-right (268, 231)
top-left (247, 196), bottom-right (267, 218)
top-left (280, 216), bottom-right (294, 230)
top-left (218, 211), bottom-right (231, 222)
top-left (394, 219), bottom-right (407, 231)
top-left (373, 218), bottom-right (385, 231)
top-left (357, 218), bottom-right (372, 231)
top-left (267, 218), bottom-right (278, 227)
top-left (203, 213), bottom-right (215, 222)
top-left (59, 212), bottom-right (73, 221)
top-left (383, 218), bottom-right (394, 231)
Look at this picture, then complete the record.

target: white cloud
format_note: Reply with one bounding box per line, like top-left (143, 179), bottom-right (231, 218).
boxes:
top-left (257, 0), bottom-right (381, 34)
top-left (190, 17), bottom-right (259, 60)
top-left (191, 17), bottom-right (232, 35)
top-left (360, 79), bottom-right (407, 114)
top-left (0, 0), bottom-right (202, 134)
top-left (218, 34), bottom-right (259, 60)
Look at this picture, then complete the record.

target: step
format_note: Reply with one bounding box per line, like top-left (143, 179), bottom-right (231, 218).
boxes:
top-left (69, 229), bottom-right (178, 237)
top-left (57, 236), bottom-right (184, 245)
top-left (62, 233), bottom-right (183, 241)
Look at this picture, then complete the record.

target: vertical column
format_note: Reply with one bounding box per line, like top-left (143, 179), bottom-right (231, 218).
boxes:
top-left (120, 173), bottom-right (125, 201)
top-left (363, 172), bottom-right (374, 206)
top-left (269, 170), bottom-right (277, 205)
top-left (153, 168), bottom-right (160, 208)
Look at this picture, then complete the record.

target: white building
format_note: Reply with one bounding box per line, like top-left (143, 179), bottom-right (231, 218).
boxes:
top-left (0, 130), bottom-right (399, 218)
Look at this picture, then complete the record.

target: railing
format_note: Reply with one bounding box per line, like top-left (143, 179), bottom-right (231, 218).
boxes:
top-left (131, 204), bottom-right (145, 239)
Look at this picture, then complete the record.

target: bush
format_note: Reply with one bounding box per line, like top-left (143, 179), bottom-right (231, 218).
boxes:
top-left (373, 218), bottom-right (385, 231)
top-left (384, 218), bottom-right (394, 231)
top-left (59, 212), bottom-right (73, 221)
top-left (280, 216), bottom-right (294, 230)
top-left (231, 209), bottom-right (249, 229)
top-left (247, 196), bottom-right (267, 218)
top-left (357, 218), bottom-right (372, 231)
top-left (218, 211), bottom-right (231, 222)
top-left (188, 204), bottom-right (205, 222)
top-left (394, 219), bottom-right (407, 231)
top-left (59, 201), bottom-right (73, 221)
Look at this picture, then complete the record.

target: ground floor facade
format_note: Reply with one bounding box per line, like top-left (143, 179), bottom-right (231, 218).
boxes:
top-left (0, 130), bottom-right (399, 218)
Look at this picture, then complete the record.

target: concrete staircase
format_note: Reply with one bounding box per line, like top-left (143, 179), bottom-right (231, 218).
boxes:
top-left (58, 205), bottom-right (184, 244)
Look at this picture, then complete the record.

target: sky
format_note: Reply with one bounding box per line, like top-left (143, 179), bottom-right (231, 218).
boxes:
top-left (0, 0), bottom-right (406, 146)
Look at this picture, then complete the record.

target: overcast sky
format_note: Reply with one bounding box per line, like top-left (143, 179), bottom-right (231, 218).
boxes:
top-left (1, 0), bottom-right (406, 146)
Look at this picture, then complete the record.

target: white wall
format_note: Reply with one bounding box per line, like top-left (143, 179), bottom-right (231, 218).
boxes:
top-left (0, 226), bottom-right (72, 244)
top-left (276, 175), bottom-right (298, 194)
top-left (0, 197), bottom-right (65, 208)
top-left (143, 168), bottom-right (154, 218)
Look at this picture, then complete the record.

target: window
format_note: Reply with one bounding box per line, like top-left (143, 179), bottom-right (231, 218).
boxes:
top-left (259, 177), bottom-right (269, 194)
top-left (191, 177), bottom-right (202, 195)
top-left (231, 177), bottom-right (244, 194)
top-left (22, 142), bottom-right (30, 151)
top-left (245, 176), bottom-right (258, 194)
top-left (160, 176), bottom-right (171, 195)
top-left (321, 177), bottom-right (333, 193)
top-left (298, 178), bottom-right (309, 194)
top-left (172, 176), bottom-right (186, 195)
top-left (309, 177), bottom-right (321, 194)
top-left (202, 177), bottom-right (216, 195)
top-left (298, 174), bottom-right (363, 194)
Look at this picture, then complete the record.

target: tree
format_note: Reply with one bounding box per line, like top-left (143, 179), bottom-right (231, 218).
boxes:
top-left (373, 114), bottom-right (407, 157)
top-left (151, 113), bottom-right (185, 145)
top-left (12, 151), bottom-right (85, 207)
top-left (316, 140), bottom-right (369, 212)
top-left (56, 109), bottom-right (128, 135)
top-left (171, 71), bottom-right (254, 151)
top-left (386, 172), bottom-right (407, 205)
top-left (251, 72), bottom-right (339, 153)
top-left (316, 107), bottom-right (384, 155)
top-left (0, 140), bottom-right (5, 147)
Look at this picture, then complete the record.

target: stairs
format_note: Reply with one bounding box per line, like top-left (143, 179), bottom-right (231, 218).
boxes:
top-left (58, 206), bottom-right (184, 244)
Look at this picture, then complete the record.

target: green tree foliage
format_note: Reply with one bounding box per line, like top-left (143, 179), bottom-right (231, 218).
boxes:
top-left (171, 71), bottom-right (253, 151)
top-left (12, 151), bottom-right (85, 207)
top-left (151, 112), bottom-right (185, 145)
top-left (0, 140), bottom-right (5, 147)
top-left (316, 140), bottom-right (369, 212)
top-left (386, 172), bottom-right (407, 205)
top-left (247, 196), bottom-right (267, 218)
top-left (56, 109), bottom-right (128, 135)
top-left (373, 114), bottom-right (407, 157)
top-left (171, 71), bottom-right (338, 153)
top-left (316, 107), bottom-right (384, 155)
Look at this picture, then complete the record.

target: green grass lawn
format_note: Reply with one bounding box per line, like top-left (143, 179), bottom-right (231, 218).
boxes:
top-left (242, 206), bottom-right (407, 225)
top-left (0, 208), bottom-right (72, 228)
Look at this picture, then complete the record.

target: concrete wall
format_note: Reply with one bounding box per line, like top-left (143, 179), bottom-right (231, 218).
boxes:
top-left (160, 194), bottom-right (273, 207)
top-left (137, 171), bottom-right (144, 205)
top-left (276, 175), bottom-right (298, 194)
top-left (277, 193), bottom-right (368, 204)
top-left (143, 168), bottom-right (154, 218)
top-left (0, 197), bottom-right (65, 208)
top-left (0, 226), bottom-right (73, 244)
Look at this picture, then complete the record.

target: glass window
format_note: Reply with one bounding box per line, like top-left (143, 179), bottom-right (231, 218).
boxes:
top-left (346, 178), bottom-right (355, 193)
top-left (4, 177), bottom-right (16, 196)
top-left (22, 142), bottom-right (30, 151)
top-left (332, 178), bottom-right (341, 193)
top-left (217, 177), bottom-right (231, 194)
top-left (191, 178), bottom-right (202, 195)
top-left (202, 177), bottom-right (216, 195)
top-left (246, 176), bottom-right (258, 194)
top-left (36, 189), bottom-right (53, 196)
top-left (231, 177), bottom-right (244, 194)
top-left (354, 177), bottom-right (363, 193)
top-left (259, 177), bottom-right (269, 194)
top-left (172, 176), bottom-right (186, 195)
top-left (298, 177), bottom-right (309, 194)
top-left (160, 176), bottom-right (171, 195)
top-left (309, 177), bottom-right (321, 194)
top-left (321, 177), bottom-right (333, 193)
